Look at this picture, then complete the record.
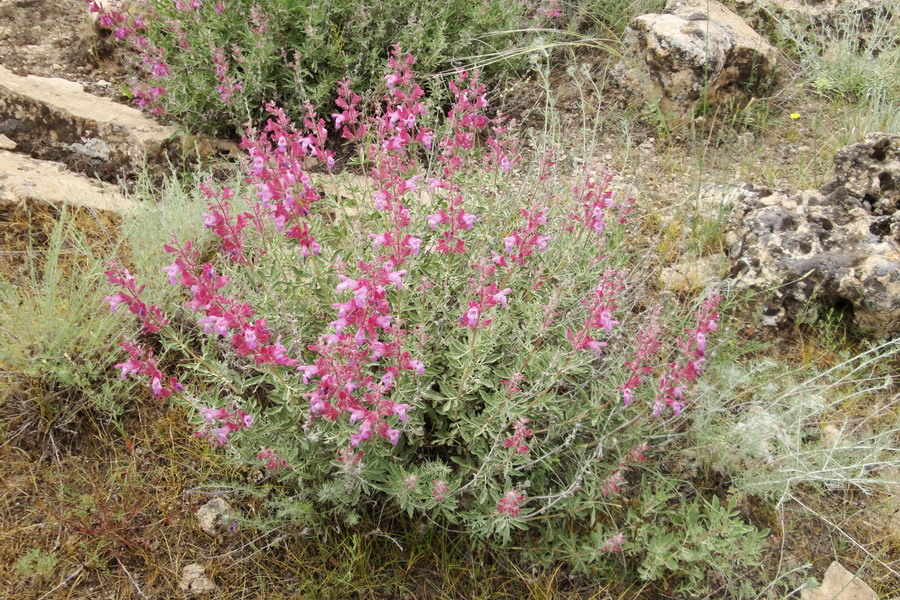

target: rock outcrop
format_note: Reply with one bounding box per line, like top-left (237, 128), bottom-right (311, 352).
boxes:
top-left (0, 149), bottom-right (129, 213)
top-left (613, 0), bottom-right (779, 115)
top-left (0, 64), bottom-right (237, 181)
top-left (725, 133), bottom-right (900, 337)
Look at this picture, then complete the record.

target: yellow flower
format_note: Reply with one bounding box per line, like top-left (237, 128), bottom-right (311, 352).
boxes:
top-left (790, 113), bottom-right (801, 119)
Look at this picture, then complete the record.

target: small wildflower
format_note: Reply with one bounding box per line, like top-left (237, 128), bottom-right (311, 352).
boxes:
top-left (497, 489), bottom-right (525, 517)
top-left (600, 532), bottom-right (625, 552)
top-left (431, 479), bottom-right (450, 503)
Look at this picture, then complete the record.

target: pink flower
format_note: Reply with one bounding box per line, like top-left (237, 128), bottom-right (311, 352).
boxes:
top-left (459, 302), bottom-right (480, 328)
top-left (602, 468), bottom-right (628, 496)
top-left (431, 479), bottom-right (450, 502)
top-left (202, 407), bottom-right (229, 423)
top-left (497, 489), bottom-right (525, 517)
top-left (600, 533), bottom-right (625, 552)
top-left (104, 291), bottom-right (129, 312)
top-left (489, 288), bottom-right (512, 309)
top-left (114, 358), bottom-right (142, 379)
top-left (387, 269), bottom-right (407, 289)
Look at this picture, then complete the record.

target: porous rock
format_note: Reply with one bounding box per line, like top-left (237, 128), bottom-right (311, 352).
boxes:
top-left (196, 497), bottom-right (234, 538)
top-left (178, 563), bottom-right (216, 595)
top-left (613, 0), bottom-right (778, 115)
top-left (800, 561), bottom-right (878, 600)
top-left (832, 132), bottom-right (900, 215)
top-left (725, 134), bottom-right (900, 338)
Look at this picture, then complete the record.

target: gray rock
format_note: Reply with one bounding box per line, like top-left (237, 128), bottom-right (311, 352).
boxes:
top-left (196, 497), bottom-right (235, 538)
top-left (725, 135), bottom-right (900, 338)
top-left (613, 0), bottom-right (779, 115)
top-left (726, 186), bottom-right (900, 336)
top-left (800, 561), bottom-right (878, 600)
top-left (178, 563), bottom-right (216, 595)
top-left (832, 133), bottom-right (900, 215)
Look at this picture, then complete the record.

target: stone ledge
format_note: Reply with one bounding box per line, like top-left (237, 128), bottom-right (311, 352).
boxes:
top-left (0, 149), bottom-right (130, 213)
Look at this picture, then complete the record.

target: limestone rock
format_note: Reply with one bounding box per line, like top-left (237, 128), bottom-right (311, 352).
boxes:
top-left (832, 133), bottom-right (900, 215)
top-left (613, 0), bottom-right (779, 115)
top-left (0, 134), bottom-right (15, 151)
top-left (0, 65), bottom-right (237, 180)
top-left (0, 149), bottom-right (130, 213)
top-left (196, 497), bottom-right (234, 538)
top-left (725, 135), bottom-right (900, 338)
top-left (178, 563), bottom-right (216, 595)
top-left (725, 184), bottom-right (900, 337)
top-left (800, 561), bottom-right (878, 600)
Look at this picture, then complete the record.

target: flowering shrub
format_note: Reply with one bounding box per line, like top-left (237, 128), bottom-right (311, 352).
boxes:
top-left (105, 49), bottom-right (726, 567)
top-left (86, 0), bottom-right (526, 134)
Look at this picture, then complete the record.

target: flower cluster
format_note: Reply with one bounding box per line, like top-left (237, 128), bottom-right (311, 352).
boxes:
top-left (652, 293), bottom-right (721, 417)
top-left (365, 49), bottom-right (430, 265)
top-left (105, 262), bottom-right (168, 333)
top-left (432, 479), bottom-right (450, 503)
top-left (458, 261), bottom-right (512, 329)
top-left (197, 405), bottom-right (254, 445)
top-left (332, 79), bottom-right (367, 141)
top-left (600, 532), bottom-right (625, 553)
top-left (483, 118), bottom-right (520, 174)
top-left (198, 184), bottom-right (256, 264)
top-left (568, 171), bottom-right (633, 237)
top-left (601, 467), bottom-right (629, 496)
top-left (499, 206), bottom-right (552, 267)
top-left (504, 418), bottom-right (533, 455)
top-left (162, 239), bottom-right (297, 367)
top-left (496, 489), bottom-right (526, 517)
top-left (299, 261), bottom-right (417, 448)
top-left (211, 45), bottom-right (243, 104)
top-left (257, 446), bottom-right (289, 471)
top-left (619, 314), bottom-right (665, 406)
top-left (426, 71), bottom-right (490, 254)
top-left (114, 340), bottom-right (183, 400)
top-left (567, 269), bottom-right (625, 359)
top-left (239, 103), bottom-right (326, 258)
